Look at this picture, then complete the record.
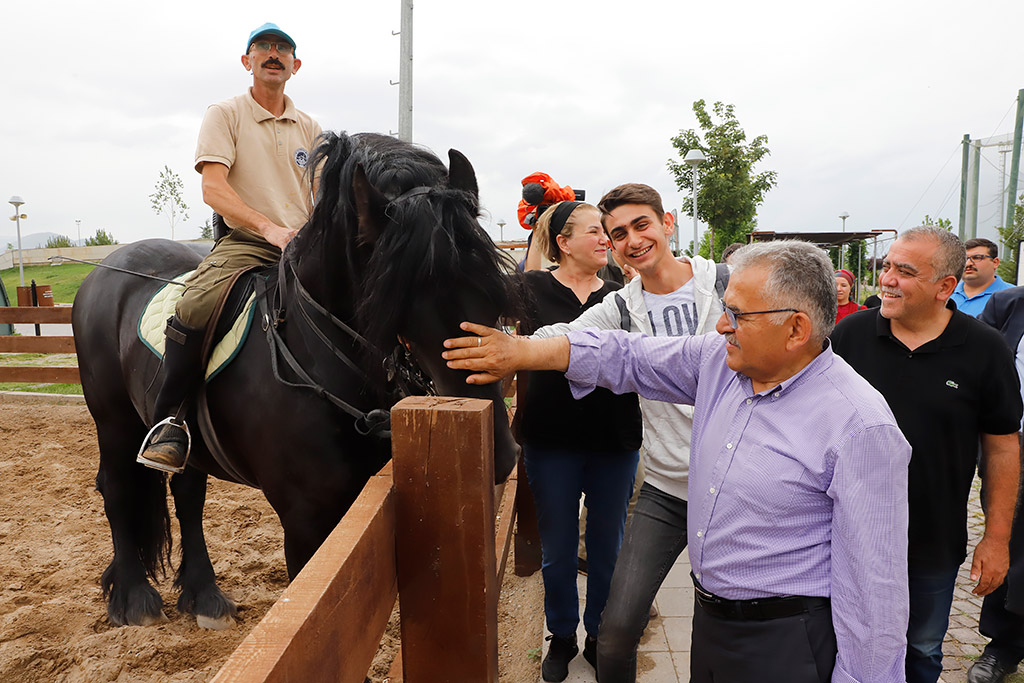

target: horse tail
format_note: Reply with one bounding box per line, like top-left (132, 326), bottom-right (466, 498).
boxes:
top-left (97, 465), bottom-right (173, 597)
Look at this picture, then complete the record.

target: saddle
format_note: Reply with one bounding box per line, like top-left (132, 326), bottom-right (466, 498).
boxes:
top-left (137, 265), bottom-right (271, 380)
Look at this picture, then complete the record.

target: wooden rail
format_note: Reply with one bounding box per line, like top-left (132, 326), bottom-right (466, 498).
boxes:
top-left (0, 306), bottom-right (79, 384)
top-left (214, 397), bottom-right (513, 683)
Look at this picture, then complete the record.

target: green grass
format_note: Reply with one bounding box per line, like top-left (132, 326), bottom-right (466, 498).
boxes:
top-left (1, 263), bottom-right (96, 304)
top-left (0, 382), bottom-right (83, 394)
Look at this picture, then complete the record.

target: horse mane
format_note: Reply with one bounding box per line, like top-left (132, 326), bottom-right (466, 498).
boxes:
top-left (294, 131), bottom-right (520, 354)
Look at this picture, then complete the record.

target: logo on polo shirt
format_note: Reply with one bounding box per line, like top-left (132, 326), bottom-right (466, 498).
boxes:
top-left (946, 380), bottom-right (959, 389)
top-left (294, 148), bottom-right (309, 168)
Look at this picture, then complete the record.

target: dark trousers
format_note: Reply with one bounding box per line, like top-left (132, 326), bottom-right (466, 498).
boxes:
top-left (980, 580), bottom-right (1024, 667)
top-left (690, 597), bottom-right (837, 683)
top-left (596, 483), bottom-right (688, 683)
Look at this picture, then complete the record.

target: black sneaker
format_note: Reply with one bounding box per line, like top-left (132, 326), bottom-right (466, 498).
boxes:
top-left (542, 634), bottom-right (578, 682)
top-left (583, 635), bottom-right (598, 670)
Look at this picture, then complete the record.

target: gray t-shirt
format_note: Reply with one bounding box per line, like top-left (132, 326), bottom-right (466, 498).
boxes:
top-left (642, 279), bottom-right (698, 337)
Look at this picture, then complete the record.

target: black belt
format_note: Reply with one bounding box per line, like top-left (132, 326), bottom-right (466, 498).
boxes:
top-left (692, 573), bottom-right (829, 622)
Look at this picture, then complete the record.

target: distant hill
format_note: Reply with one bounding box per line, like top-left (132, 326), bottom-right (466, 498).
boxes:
top-left (0, 232), bottom-right (75, 250)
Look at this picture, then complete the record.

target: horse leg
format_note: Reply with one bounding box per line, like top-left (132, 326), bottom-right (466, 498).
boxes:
top-left (169, 466), bottom-right (237, 629)
top-left (95, 423), bottom-right (171, 627)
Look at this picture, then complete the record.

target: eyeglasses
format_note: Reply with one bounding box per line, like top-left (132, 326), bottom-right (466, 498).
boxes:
top-left (723, 307), bottom-right (800, 328)
top-left (250, 41), bottom-right (294, 55)
top-left (966, 254), bottom-right (994, 263)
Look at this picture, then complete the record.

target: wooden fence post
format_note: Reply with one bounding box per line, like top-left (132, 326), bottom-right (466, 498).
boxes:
top-left (391, 396), bottom-right (498, 683)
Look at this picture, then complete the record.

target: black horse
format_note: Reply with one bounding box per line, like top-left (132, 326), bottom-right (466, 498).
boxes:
top-left (72, 132), bottom-right (519, 628)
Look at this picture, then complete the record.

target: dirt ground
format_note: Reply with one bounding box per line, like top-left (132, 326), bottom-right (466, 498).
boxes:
top-left (0, 401), bottom-right (542, 682)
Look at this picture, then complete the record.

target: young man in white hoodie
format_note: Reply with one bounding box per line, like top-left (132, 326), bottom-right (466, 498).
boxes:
top-left (532, 183), bottom-right (726, 682)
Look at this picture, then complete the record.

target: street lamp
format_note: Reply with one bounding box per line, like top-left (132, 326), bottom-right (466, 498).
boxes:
top-left (9, 196), bottom-right (27, 286)
top-left (683, 149), bottom-right (706, 258)
top-left (497, 219), bottom-right (506, 243)
top-left (838, 211), bottom-right (850, 270)
top-left (76, 219), bottom-right (81, 245)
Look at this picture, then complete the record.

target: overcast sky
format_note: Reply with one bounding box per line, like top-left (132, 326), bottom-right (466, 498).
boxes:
top-left (3, 0), bottom-right (1023, 250)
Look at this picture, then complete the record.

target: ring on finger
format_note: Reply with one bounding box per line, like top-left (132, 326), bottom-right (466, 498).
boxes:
top-left (477, 337), bottom-right (482, 347)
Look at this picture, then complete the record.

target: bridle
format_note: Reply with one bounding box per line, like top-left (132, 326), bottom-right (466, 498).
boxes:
top-left (255, 256), bottom-right (435, 438)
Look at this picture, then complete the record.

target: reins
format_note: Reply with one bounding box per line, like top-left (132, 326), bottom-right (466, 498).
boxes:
top-left (255, 255), bottom-right (435, 438)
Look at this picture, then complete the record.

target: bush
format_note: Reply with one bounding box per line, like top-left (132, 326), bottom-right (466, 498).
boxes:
top-left (44, 235), bottom-right (74, 248)
top-left (85, 229), bottom-right (118, 246)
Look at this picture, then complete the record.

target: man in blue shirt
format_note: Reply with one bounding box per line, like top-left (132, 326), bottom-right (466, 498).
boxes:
top-left (951, 238), bottom-right (1014, 317)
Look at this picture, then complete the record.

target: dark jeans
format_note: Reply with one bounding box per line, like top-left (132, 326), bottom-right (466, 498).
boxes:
top-left (906, 564), bottom-right (960, 683)
top-left (690, 597), bottom-right (837, 682)
top-left (523, 445), bottom-right (639, 638)
top-left (597, 482), bottom-right (688, 683)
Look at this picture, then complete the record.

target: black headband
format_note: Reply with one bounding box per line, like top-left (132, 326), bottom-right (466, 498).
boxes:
top-left (548, 201), bottom-right (583, 251)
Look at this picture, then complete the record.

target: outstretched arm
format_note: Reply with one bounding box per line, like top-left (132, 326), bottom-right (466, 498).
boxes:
top-left (443, 322), bottom-right (569, 385)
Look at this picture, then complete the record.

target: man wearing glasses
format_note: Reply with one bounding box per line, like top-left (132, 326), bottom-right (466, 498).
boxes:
top-left (139, 22), bottom-right (322, 472)
top-left (832, 226), bottom-right (1021, 683)
top-left (443, 240), bottom-right (912, 682)
top-left (951, 238), bottom-right (1014, 318)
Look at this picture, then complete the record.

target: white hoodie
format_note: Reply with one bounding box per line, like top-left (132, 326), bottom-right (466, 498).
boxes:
top-left (532, 255), bottom-right (724, 501)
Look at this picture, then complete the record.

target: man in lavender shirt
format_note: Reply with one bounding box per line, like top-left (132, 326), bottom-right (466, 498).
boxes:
top-left (443, 241), bottom-right (912, 682)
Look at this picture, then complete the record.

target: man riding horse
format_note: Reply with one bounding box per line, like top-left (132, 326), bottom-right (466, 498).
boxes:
top-left (140, 22), bottom-right (322, 472)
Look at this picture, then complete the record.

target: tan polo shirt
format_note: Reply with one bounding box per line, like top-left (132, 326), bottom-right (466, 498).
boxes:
top-left (195, 89), bottom-right (322, 234)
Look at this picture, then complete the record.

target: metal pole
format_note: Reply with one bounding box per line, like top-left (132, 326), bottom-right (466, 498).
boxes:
top-left (959, 134), bottom-right (970, 240)
top-left (1005, 89), bottom-right (1024, 236)
top-left (398, 0), bottom-right (413, 142)
top-left (76, 219), bottom-right (81, 245)
top-left (15, 212), bottom-right (25, 287)
top-left (691, 165), bottom-right (699, 258)
top-left (968, 141), bottom-right (981, 239)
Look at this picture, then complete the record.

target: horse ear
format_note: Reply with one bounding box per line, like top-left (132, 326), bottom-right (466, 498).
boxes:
top-left (352, 163), bottom-right (387, 246)
top-left (448, 149), bottom-right (478, 198)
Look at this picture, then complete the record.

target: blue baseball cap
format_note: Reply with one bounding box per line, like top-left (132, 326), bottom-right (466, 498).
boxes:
top-left (246, 22), bottom-right (297, 54)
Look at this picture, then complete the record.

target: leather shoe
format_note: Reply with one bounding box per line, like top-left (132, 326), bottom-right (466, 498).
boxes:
top-left (968, 651), bottom-right (1014, 683)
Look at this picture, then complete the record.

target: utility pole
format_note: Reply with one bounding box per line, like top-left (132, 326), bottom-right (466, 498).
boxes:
top-left (397, 0), bottom-right (414, 142)
top-left (967, 141), bottom-right (981, 239)
top-left (1005, 89), bottom-right (1024, 236)
top-left (958, 134), bottom-right (970, 240)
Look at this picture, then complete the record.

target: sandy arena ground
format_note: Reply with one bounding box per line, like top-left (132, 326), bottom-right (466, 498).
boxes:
top-left (0, 402), bottom-right (541, 682)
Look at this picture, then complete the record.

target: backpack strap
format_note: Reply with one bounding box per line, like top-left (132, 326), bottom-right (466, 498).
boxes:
top-left (614, 293), bottom-right (631, 332)
top-left (714, 263), bottom-right (731, 302)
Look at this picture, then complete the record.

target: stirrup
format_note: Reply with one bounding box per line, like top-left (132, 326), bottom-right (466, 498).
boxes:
top-left (137, 417), bottom-right (192, 474)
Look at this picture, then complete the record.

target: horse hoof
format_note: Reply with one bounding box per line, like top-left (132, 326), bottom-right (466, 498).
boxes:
top-left (197, 614), bottom-right (235, 630)
top-left (138, 610), bottom-right (170, 627)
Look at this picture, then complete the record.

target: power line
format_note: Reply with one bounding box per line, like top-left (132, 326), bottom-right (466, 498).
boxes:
top-left (898, 143), bottom-right (962, 230)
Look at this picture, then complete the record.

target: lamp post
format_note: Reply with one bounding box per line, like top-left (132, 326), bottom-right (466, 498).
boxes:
top-left (76, 219), bottom-right (81, 245)
top-left (838, 211), bottom-right (850, 270)
top-left (497, 219), bottom-right (506, 244)
top-left (9, 196), bottom-right (27, 286)
top-left (683, 149), bottom-right (706, 258)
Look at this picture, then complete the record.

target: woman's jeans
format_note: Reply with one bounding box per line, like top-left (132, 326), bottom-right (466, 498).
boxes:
top-left (523, 445), bottom-right (640, 639)
top-left (597, 482), bottom-right (689, 683)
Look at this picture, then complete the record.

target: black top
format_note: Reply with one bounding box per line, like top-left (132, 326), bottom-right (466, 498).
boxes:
top-left (831, 304), bottom-right (1022, 569)
top-left (517, 270), bottom-right (643, 452)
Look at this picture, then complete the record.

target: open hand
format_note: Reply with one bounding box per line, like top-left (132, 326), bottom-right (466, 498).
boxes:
top-left (442, 322), bottom-right (521, 385)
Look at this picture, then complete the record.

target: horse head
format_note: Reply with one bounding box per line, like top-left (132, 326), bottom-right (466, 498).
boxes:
top-left (300, 132), bottom-right (519, 483)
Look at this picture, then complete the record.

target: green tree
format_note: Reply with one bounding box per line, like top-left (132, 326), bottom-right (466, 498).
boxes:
top-left (921, 214), bottom-right (953, 230)
top-left (44, 235), bottom-right (74, 248)
top-left (198, 219), bottom-right (214, 240)
top-left (997, 195), bottom-right (1024, 285)
top-left (85, 229), bottom-right (118, 246)
top-left (668, 100), bottom-right (777, 260)
top-left (149, 165), bottom-right (190, 240)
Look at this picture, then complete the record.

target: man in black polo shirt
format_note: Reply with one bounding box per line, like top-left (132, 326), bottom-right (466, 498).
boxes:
top-left (831, 226), bottom-right (1021, 683)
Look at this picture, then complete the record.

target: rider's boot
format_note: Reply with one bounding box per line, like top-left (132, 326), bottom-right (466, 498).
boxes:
top-left (137, 316), bottom-right (206, 474)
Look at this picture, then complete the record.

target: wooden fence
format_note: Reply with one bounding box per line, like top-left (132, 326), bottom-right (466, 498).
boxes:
top-left (213, 397), bottom-right (520, 683)
top-left (0, 306), bottom-right (79, 383)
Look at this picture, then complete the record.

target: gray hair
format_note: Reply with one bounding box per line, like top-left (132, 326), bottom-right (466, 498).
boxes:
top-left (899, 226), bottom-right (966, 281)
top-left (730, 240), bottom-right (838, 344)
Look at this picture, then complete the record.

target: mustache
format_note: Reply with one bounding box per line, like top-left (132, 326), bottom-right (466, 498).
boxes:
top-left (724, 333), bottom-right (740, 349)
top-left (261, 58), bottom-right (284, 69)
